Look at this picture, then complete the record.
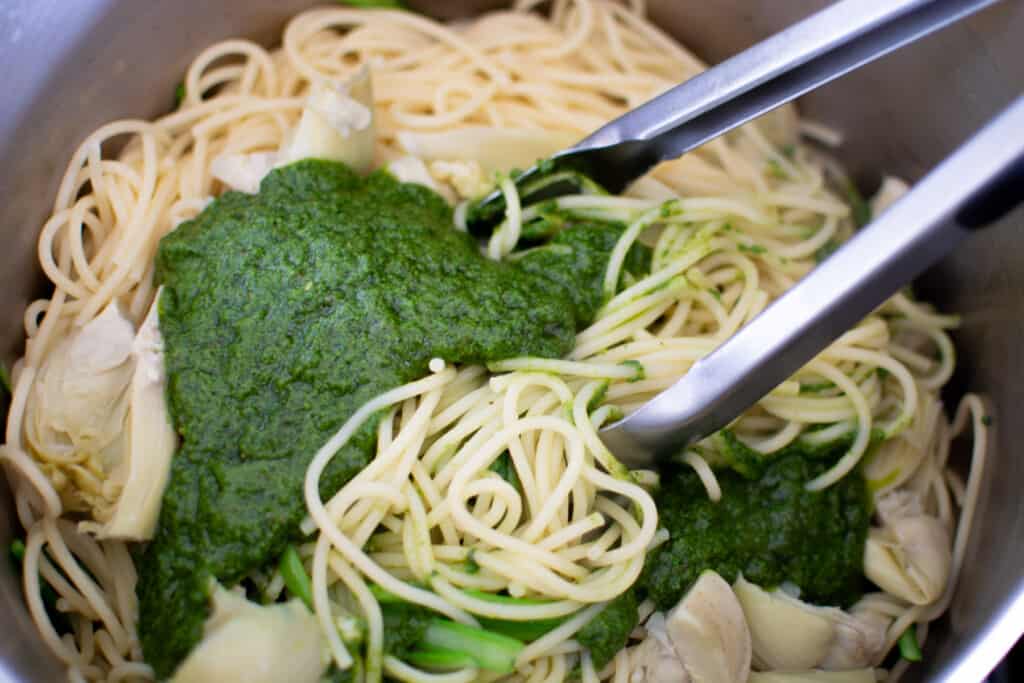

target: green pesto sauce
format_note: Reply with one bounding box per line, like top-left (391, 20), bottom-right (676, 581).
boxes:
top-left (577, 587), bottom-right (637, 671)
top-left (138, 160), bottom-right (617, 677)
top-left (515, 220), bottom-right (651, 328)
top-left (712, 426), bottom-right (885, 481)
top-left (641, 454), bottom-right (870, 611)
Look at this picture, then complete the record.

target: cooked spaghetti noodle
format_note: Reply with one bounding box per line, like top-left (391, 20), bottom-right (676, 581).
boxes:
top-left (0, 2), bottom-right (989, 682)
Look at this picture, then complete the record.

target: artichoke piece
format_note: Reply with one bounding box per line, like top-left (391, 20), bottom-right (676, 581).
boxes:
top-left (209, 152), bottom-right (278, 195)
top-left (627, 612), bottom-right (691, 683)
top-left (387, 155), bottom-right (456, 203)
top-left (29, 301), bottom-right (135, 464)
top-left (749, 670), bottom-right (875, 683)
top-left (212, 66), bottom-right (377, 195)
top-left (171, 583), bottom-right (327, 683)
top-left (396, 126), bottom-right (578, 175)
top-left (96, 289), bottom-right (177, 540)
top-left (282, 65), bottom-right (376, 172)
top-left (732, 576), bottom-right (890, 671)
top-left (429, 159), bottom-right (492, 200)
top-left (864, 513), bottom-right (951, 606)
top-left (733, 575), bottom-right (834, 671)
top-left (665, 570), bottom-right (751, 683)
top-left (26, 301), bottom-right (135, 513)
top-left (27, 295), bottom-right (177, 541)
top-left (820, 606), bottom-right (889, 670)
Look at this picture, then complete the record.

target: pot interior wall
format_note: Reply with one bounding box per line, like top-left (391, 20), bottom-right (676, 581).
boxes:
top-left (0, 1), bottom-right (1021, 681)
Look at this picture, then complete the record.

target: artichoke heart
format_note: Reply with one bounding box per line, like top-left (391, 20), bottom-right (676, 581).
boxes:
top-left (665, 570), bottom-right (751, 683)
top-left (95, 289), bottom-right (177, 540)
top-left (25, 292), bottom-right (177, 540)
top-left (864, 513), bottom-right (951, 606)
top-left (209, 152), bottom-right (278, 195)
top-left (733, 576), bottom-right (890, 671)
top-left (212, 66), bottom-right (377, 194)
top-left (820, 606), bottom-right (889, 670)
top-left (628, 612), bottom-right (691, 683)
top-left (733, 575), bottom-right (835, 671)
top-left (171, 583), bottom-right (327, 683)
top-left (749, 670), bottom-right (876, 683)
top-left (26, 301), bottom-right (135, 513)
top-left (281, 64), bottom-right (376, 172)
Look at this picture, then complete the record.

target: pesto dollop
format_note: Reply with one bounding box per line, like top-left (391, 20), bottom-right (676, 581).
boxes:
top-left (641, 454), bottom-right (870, 611)
top-left (576, 587), bottom-right (638, 671)
top-left (137, 161), bottom-right (614, 677)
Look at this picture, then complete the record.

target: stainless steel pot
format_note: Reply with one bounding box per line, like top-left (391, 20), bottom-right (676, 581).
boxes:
top-left (0, 1), bottom-right (1021, 681)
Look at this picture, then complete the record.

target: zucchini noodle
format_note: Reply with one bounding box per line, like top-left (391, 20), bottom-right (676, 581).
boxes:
top-left (0, 1), bottom-right (990, 682)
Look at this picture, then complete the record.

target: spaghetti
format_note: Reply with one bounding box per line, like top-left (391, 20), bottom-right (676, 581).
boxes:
top-left (0, 2), bottom-right (989, 682)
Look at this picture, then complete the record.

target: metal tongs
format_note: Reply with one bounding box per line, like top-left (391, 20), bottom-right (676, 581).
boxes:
top-left (471, 0), bottom-right (1024, 468)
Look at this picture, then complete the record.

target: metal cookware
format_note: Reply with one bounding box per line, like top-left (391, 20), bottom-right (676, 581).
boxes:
top-left (0, 1), bottom-right (1022, 681)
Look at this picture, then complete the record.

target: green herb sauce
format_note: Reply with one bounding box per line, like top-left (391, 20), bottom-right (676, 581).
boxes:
top-left (712, 426), bottom-right (885, 480)
top-left (577, 587), bottom-right (638, 671)
top-left (138, 160), bottom-right (604, 677)
top-left (641, 454), bottom-right (870, 611)
top-left (515, 220), bottom-right (651, 327)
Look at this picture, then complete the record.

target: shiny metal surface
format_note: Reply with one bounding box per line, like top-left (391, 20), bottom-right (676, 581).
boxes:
top-left (602, 96), bottom-right (1024, 467)
top-left (0, 1), bottom-right (1022, 682)
top-left (470, 0), bottom-right (1000, 218)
